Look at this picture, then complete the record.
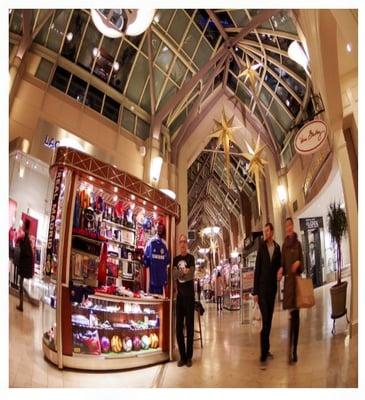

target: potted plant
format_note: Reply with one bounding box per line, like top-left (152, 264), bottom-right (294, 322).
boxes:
top-left (327, 201), bottom-right (348, 319)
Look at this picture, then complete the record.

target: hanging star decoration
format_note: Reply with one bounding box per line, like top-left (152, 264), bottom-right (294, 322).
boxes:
top-left (209, 108), bottom-right (241, 187)
top-left (210, 238), bottom-right (218, 256)
top-left (238, 54), bottom-right (262, 94)
top-left (242, 135), bottom-right (268, 216)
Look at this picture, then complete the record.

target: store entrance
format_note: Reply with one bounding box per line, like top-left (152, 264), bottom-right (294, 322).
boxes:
top-left (300, 218), bottom-right (324, 288)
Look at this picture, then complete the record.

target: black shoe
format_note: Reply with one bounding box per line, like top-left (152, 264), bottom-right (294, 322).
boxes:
top-left (177, 360), bottom-right (186, 367)
top-left (260, 355), bottom-right (267, 363)
top-left (16, 305), bottom-right (23, 312)
top-left (186, 359), bottom-right (192, 367)
top-left (292, 352), bottom-right (298, 363)
top-left (267, 352), bottom-right (274, 359)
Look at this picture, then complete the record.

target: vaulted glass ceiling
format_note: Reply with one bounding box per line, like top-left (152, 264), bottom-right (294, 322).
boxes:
top-left (9, 9), bottom-right (311, 148)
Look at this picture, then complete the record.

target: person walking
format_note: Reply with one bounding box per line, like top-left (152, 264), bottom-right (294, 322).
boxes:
top-left (196, 279), bottom-right (202, 301)
top-left (253, 222), bottom-right (282, 364)
top-left (16, 219), bottom-right (34, 312)
top-left (277, 217), bottom-right (304, 364)
top-left (173, 234), bottom-right (196, 367)
top-left (215, 271), bottom-right (224, 311)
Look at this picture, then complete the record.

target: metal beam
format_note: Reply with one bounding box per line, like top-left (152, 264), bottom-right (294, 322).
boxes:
top-left (152, 9), bottom-right (280, 141)
top-left (32, 10), bottom-right (53, 40)
top-left (172, 87), bottom-right (225, 164)
top-left (188, 152), bottom-right (213, 196)
top-left (172, 54), bottom-right (228, 156)
top-left (147, 27), bottom-right (157, 116)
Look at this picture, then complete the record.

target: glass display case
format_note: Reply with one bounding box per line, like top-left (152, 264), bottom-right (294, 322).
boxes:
top-left (71, 294), bottom-right (164, 358)
top-left (223, 264), bottom-right (241, 311)
top-left (42, 147), bottom-right (180, 370)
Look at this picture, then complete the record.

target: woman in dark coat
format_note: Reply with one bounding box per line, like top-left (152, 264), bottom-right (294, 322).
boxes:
top-left (278, 217), bottom-right (304, 364)
top-left (16, 219), bottom-right (34, 312)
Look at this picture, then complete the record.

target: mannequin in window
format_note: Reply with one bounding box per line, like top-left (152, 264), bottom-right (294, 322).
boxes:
top-left (143, 220), bottom-right (169, 295)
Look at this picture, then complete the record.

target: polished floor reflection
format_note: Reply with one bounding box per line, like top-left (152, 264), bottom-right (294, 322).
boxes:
top-left (9, 280), bottom-right (357, 388)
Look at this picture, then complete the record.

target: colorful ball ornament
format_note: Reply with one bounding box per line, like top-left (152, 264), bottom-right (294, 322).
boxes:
top-left (141, 335), bottom-right (150, 350)
top-left (133, 335), bottom-right (142, 351)
top-left (122, 336), bottom-right (133, 352)
top-left (111, 335), bottom-right (122, 353)
top-left (100, 336), bottom-right (110, 353)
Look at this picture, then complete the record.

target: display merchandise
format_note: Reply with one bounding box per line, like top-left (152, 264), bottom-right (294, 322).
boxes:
top-left (223, 263), bottom-right (241, 311)
top-left (42, 147), bottom-right (180, 370)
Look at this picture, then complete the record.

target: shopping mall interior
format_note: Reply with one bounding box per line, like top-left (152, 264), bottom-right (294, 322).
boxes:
top-left (7, 7), bottom-right (358, 389)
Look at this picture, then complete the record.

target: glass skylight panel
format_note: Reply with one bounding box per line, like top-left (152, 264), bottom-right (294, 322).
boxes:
top-left (125, 54), bottom-right (149, 104)
top-left (168, 9), bottom-right (190, 44)
top-left (46, 10), bottom-right (71, 53)
top-left (61, 10), bottom-right (88, 62)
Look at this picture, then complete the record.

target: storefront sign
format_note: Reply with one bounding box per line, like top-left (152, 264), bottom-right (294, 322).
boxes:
top-left (294, 120), bottom-right (328, 155)
top-left (299, 217), bottom-right (324, 231)
top-left (45, 167), bottom-right (64, 275)
top-left (44, 135), bottom-right (60, 149)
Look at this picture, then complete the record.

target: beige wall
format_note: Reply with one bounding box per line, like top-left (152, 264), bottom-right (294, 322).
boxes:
top-left (10, 74), bottom-right (145, 180)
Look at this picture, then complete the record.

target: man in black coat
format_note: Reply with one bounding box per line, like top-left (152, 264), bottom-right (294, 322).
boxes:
top-left (253, 222), bottom-right (281, 363)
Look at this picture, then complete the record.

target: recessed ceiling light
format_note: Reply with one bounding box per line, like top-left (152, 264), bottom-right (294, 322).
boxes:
top-left (153, 14), bottom-right (160, 24)
top-left (286, 99), bottom-right (290, 107)
top-left (131, 194), bottom-right (136, 200)
top-left (113, 195), bottom-right (118, 202)
top-left (66, 32), bottom-right (73, 42)
top-left (346, 43), bottom-right (352, 53)
top-left (114, 187), bottom-right (118, 193)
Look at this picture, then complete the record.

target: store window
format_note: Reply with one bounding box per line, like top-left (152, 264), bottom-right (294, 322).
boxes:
top-left (121, 108), bottom-right (136, 133)
top-left (136, 118), bottom-right (150, 141)
top-left (46, 10), bottom-right (71, 53)
top-left (85, 85), bottom-right (104, 113)
top-left (102, 96), bottom-right (120, 123)
top-left (67, 75), bottom-right (87, 103)
top-left (61, 10), bottom-right (88, 62)
top-left (35, 58), bottom-right (54, 83)
top-left (51, 66), bottom-right (71, 93)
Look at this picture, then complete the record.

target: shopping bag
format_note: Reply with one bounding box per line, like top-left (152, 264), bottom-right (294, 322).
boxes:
top-left (252, 303), bottom-right (262, 330)
top-left (296, 276), bottom-right (315, 308)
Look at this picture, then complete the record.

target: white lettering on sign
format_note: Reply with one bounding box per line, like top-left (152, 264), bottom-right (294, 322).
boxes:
top-left (294, 120), bottom-right (328, 155)
top-left (44, 135), bottom-right (60, 149)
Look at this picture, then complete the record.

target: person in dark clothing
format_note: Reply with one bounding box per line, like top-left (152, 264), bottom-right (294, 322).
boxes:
top-left (196, 279), bottom-right (202, 300)
top-left (253, 222), bottom-right (282, 364)
top-left (173, 233), bottom-right (196, 368)
top-left (16, 219), bottom-right (34, 312)
top-left (277, 217), bottom-right (304, 364)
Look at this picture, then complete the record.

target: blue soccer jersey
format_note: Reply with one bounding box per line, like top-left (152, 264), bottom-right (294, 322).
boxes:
top-left (143, 237), bottom-right (169, 290)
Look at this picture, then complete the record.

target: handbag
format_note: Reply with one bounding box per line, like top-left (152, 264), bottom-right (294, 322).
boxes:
top-left (295, 276), bottom-right (315, 308)
top-left (252, 303), bottom-right (262, 330)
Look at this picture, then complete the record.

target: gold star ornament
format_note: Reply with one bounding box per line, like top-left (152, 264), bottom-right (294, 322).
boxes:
top-left (238, 55), bottom-right (262, 93)
top-left (242, 136), bottom-right (268, 215)
top-left (209, 108), bottom-right (241, 187)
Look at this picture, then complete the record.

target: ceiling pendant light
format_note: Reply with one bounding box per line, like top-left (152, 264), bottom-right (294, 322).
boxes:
top-left (125, 9), bottom-right (155, 36)
top-left (288, 41), bottom-right (309, 74)
top-left (91, 9), bottom-right (124, 39)
top-left (91, 9), bottom-right (155, 39)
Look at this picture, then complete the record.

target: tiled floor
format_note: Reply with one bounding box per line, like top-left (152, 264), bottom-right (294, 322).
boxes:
top-left (9, 280), bottom-right (357, 388)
